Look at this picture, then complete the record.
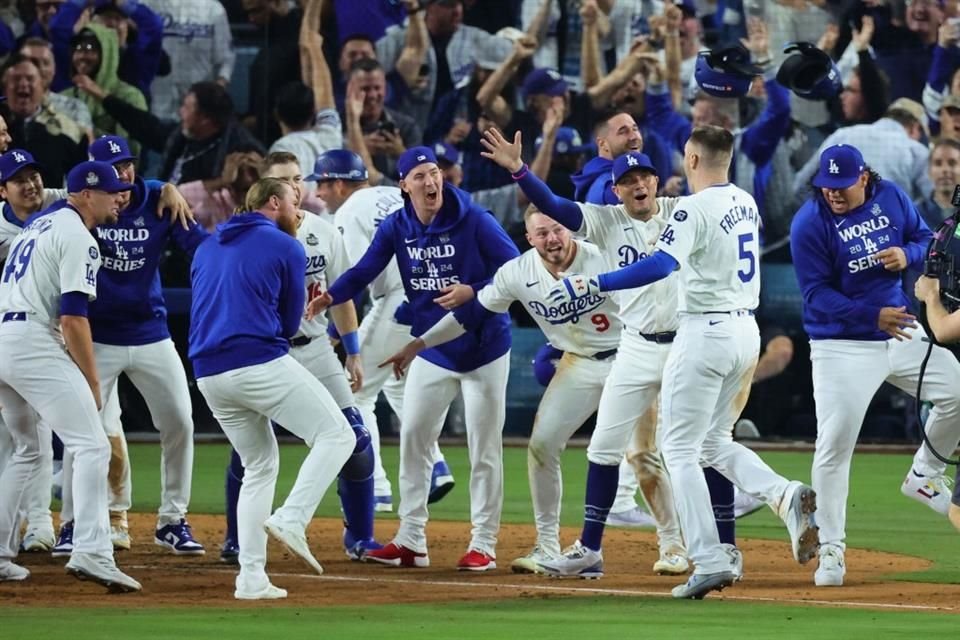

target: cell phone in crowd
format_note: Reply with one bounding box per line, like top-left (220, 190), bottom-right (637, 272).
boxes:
top-left (419, 63), bottom-right (430, 77)
top-left (378, 120), bottom-right (397, 135)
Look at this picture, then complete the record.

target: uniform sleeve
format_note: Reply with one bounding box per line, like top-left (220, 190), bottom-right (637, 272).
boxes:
top-left (336, 208), bottom-right (371, 266)
top-left (278, 239), bottom-right (308, 338)
top-left (327, 216), bottom-right (397, 304)
top-left (326, 226), bottom-right (353, 282)
top-left (476, 260), bottom-right (519, 314)
top-left (653, 202), bottom-right (700, 264)
top-left (60, 228), bottom-right (100, 300)
top-left (577, 202), bottom-right (616, 248)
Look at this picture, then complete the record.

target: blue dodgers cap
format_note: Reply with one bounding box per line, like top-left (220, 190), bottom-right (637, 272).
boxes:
top-left (522, 68), bottom-right (568, 99)
top-left (88, 135), bottom-right (136, 165)
top-left (432, 141), bottom-right (462, 167)
top-left (0, 149), bottom-right (42, 184)
top-left (611, 152), bottom-right (658, 184)
top-left (812, 144), bottom-right (865, 190)
top-left (66, 160), bottom-right (134, 194)
top-left (397, 146), bottom-right (438, 179)
top-left (535, 126), bottom-right (589, 156)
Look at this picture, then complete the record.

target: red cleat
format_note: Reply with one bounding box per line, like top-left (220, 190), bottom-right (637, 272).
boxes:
top-left (457, 549), bottom-right (497, 572)
top-left (365, 542), bottom-right (429, 568)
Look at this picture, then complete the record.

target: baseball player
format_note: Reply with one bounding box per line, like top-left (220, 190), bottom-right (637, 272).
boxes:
top-left (217, 152), bottom-right (380, 564)
top-left (54, 135), bottom-right (207, 557)
top-left (190, 177), bottom-right (355, 600)
top-left (551, 126), bottom-right (819, 599)
top-left (482, 131), bottom-right (687, 578)
top-left (791, 144), bottom-right (960, 587)
top-left (310, 146), bottom-right (520, 571)
top-left (381, 205), bottom-right (667, 573)
top-left (313, 149), bottom-right (454, 513)
top-left (0, 160), bottom-right (140, 591)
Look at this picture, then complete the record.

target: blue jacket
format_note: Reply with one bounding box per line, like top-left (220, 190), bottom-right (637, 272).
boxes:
top-left (327, 184), bottom-right (519, 372)
top-left (90, 177), bottom-right (207, 346)
top-left (570, 128), bottom-right (673, 205)
top-left (189, 213), bottom-right (306, 378)
top-left (790, 180), bottom-right (932, 341)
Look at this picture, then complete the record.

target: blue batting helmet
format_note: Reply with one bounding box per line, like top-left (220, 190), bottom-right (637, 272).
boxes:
top-left (776, 42), bottom-right (841, 101)
top-left (308, 149), bottom-right (368, 182)
top-left (694, 43), bottom-right (764, 98)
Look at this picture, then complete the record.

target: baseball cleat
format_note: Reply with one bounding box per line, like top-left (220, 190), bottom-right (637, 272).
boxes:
top-left (814, 544), bottom-right (845, 587)
top-left (457, 549), bottom-right (496, 572)
top-left (511, 545), bottom-right (560, 574)
top-left (220, 538), bottom-right (240, 565)
top-left (374, 494), bottom-right (393, 513)
top-left (428, 460), bottom-right (455, 504)
top-left (779, 481), bottom-right (819, 564)
top-left (235, 583), bottom-right (287, 600)
top-left (721, 543), bottom-right (744, 582)
top-left (606, 506), bottom-right (657, 528)
top-left (901, 469), bottom-right (951, 515)
top-left (671, 570), bottom-right (737, 599)
top-left (264, 516), bottom-right (323, 575)
top-left (653, 552), bottom-right (689, 576)
top-left (66, 552), bottom-right (141, 593)
top-left (111, 526), bottom-right (132, 551)
top-left (155, 519), bottom-right (205, 555)
top-left (20, 526), bottom-right (56, 552)
top-left (535, 540), bottom-right (603, 579)
top-left (51, 521), bottom-right (74, 558)
top-left (0, 560), bottom-right (30, 582)
top-left (343, 528), bottom-right (383, 561)
top-left (365, 541), bottom-right (429, 568)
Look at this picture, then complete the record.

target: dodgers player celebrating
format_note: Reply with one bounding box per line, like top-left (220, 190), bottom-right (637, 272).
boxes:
top-left (790, 144), bottom-right (960, 587)
top-left (482, 132), bottom-right (686, 578)
top-left (550, 126), bottom-right (819, 599)
top-left (190, 177), bottom-right (355, 600)
top-left (0, 161), bottom-right (140, 591)
top-left (217, 152), bottom-right (380, 564)
top-left (310, 146), bottom-right (519, 571)
top-left (313, 149), bottom-right (454, 513)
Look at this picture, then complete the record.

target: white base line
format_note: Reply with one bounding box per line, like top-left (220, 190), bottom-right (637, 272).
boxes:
top-left (132, 565), bottom-right (952, 613)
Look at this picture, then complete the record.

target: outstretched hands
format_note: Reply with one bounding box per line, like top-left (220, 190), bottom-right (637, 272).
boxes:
top-left (480, 128), bottom-right (524, 174)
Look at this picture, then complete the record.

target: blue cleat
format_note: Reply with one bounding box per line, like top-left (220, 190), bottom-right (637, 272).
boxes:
top-left (343, 527), bottom-right (383, 561)
top-left (220, 538), bottom-right (239, 565)
top-left (428, 460), bottom-right (455, 504)
top-left (155, 519), bottom-right (206, 556)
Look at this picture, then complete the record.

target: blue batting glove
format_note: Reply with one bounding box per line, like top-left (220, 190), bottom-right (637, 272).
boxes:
top-left (548, 274), bottom-right (601, 305)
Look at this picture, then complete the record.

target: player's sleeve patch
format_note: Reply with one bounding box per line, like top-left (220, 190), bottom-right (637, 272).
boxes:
top-left (673, 210), bottom-right (688, 222)
top-left (88, 246), bottom-right (99, 260)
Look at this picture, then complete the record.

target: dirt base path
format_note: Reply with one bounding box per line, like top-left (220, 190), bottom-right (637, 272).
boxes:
top-left (0, 514), bottom-right (952, 612)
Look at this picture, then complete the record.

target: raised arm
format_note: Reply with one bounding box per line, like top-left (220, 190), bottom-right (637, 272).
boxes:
top-left (580, 0), bottom-right (603, 90)
top-left (476, 36), bottom-right (538, 129)
top-left (394, 0), bottom-right (430, 91)
top-left (300, 0), bottom-right (334, 111)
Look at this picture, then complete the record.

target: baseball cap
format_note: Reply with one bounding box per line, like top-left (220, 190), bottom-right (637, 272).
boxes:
top-left (535, 127), bottom-right (589, 156)
top-left (432, 141), bottom-right (462, 167)
top-left (0, 149), bottom-right (42, 184)
top-left (66, 160), bottom-right (133, 194)
top-left (678, 0), bottom-right (697, 17)
top-left (522, 68), bottom-right (568, 100)
top-left (70, 28), bottom-right (100, 49)
top-left (811, 144), bottom-right (865, 190)
top-left (88, 135), bottom-right (136, 164)
top-left (887, 97), bottom-right (930, 139)
top-left (942, 95), bottom-right (960, 111)
top-left (92, 0), bottom-right (127, 15)
top-left (397, 146), bottom-right (438, 179)
top-left (611, 152), bottom-right (658, 184)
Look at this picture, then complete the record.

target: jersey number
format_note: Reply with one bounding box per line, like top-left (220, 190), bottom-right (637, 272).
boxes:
top-left (306, 281), bottom-right (325, 303)
top-left (591, 314), bottom-right (610, 332)
top-left (737, 232), bottom-right (756, 283)
top-left (2, 239), bottom-right (35, 284)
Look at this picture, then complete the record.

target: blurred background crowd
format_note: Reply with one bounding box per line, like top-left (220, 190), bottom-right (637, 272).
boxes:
top-left (0, 0), bottom-right (953, 442)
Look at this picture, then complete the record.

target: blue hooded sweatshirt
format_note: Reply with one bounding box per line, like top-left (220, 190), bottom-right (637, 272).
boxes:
top-left (90, 177), bottom-right (208, 346)
top-left (570, 128), bottom-right (673, 204)
top-left (790, 180), bottom-right (932, 341)
top-left (189, 213), bottom-right (306, 378)
top-left (327, 184), bottom-right (519, 372)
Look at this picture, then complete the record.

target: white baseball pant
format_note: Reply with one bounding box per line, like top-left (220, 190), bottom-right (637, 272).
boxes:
top-left (0, 414), bottom-right (54, 537)
top-left (586, 331), bottom-right (684, 555)
top-left (395, 352), bottom-right (510, 556)
top-left (661, 312), bottom-right (791, 574)
top-left (0, 320), bottom-right (111, 559)
top-left (810, 327), bottom-right (960, 548)
top-left (356, 292), bottom-right (445, 498)
top-left (289, 336), bottom-right (355, 409)
top-left (198, 355), bottom-right (355, 589)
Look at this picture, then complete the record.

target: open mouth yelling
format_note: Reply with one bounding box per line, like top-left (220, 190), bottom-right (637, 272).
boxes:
top-left (425, 187), bottom-right (439, 205)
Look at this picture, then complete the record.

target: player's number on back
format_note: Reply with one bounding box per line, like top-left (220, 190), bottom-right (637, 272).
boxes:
top-left (591, 313), bottom-right (610, 332)
top-left (2, 239), bottom-right (35, 284)
top-left (307, 281), bottom-right (324, 302)
top-left (737, 232), bottom-right (756, 283)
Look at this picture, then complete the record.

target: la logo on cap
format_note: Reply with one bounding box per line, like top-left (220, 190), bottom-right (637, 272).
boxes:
top-left (828, 158), bottom-right (840, 175)
top-left (86, 171), bottom-right (99, 186)
top-left (12, 152), bottom-right (25, 162)
top-left (627, 155), bottom-right (638, 166)
top-left (417, 155), bottom-right (426, 161)
top-left (108, 141), bottom-right (121, 155)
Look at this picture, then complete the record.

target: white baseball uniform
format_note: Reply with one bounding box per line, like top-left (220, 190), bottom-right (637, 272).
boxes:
top-left (0, 206), bottom-right (113, 563)
top-left (475, 240), bottom-right (621, 555)
top-left (575, 199), bottom-right (685, 555)
top-left (656, 184), bottom-right (794, 574)
top-left (334, 186), bottom-right (445, 499)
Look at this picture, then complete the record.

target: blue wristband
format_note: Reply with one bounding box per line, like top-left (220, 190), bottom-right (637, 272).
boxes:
top-left (341, 331), bottom-right (360, 355)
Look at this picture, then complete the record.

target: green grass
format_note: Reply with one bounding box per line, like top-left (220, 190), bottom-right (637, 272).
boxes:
top-left (21, 442), bottom-right (957, 637)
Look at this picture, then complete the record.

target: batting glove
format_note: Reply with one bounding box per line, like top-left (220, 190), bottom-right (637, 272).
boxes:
top-left (548, 274), bottom-right (601, 305)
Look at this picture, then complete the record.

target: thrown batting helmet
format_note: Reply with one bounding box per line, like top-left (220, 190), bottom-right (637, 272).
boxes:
top-left (308, 149), bottom-right (368, 182)
top-left (532, 343), bottom-right (564, 387)
top-left (694, 43), bottom-right (764, 98)
top-left (776, 42), bottom-right (841, 101)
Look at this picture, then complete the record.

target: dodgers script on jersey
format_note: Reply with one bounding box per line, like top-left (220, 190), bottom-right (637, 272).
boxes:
top-left (577, 198), bottom-right (679, 332)
top-left (656, 184), bottom-right (760, 313)
top-left (0, 190), bottom-right (66, 261)
top-left (334, 186), bottom-right (404, 300)
top-left (297, 212), bottom-right (351, 338)
top-left (0, 206), bottom-right (100, 328)
top-left (478, 240), bottom-right (621, 356)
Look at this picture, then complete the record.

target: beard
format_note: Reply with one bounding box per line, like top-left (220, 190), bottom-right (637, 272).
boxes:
top-left (277, 212), bottom-right (299, 237)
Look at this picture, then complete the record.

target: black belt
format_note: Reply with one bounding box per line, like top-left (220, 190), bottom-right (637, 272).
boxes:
top-left (592, 348), bottom-right (618, 361)
top-left (289, 335), bottom-right (312, 347)
top-left (639, 331), bottom-right (676, 344)
top-left (703, 310), bottom-right (755, 317)
top-left (1, 312), bottom-right (26, 323)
